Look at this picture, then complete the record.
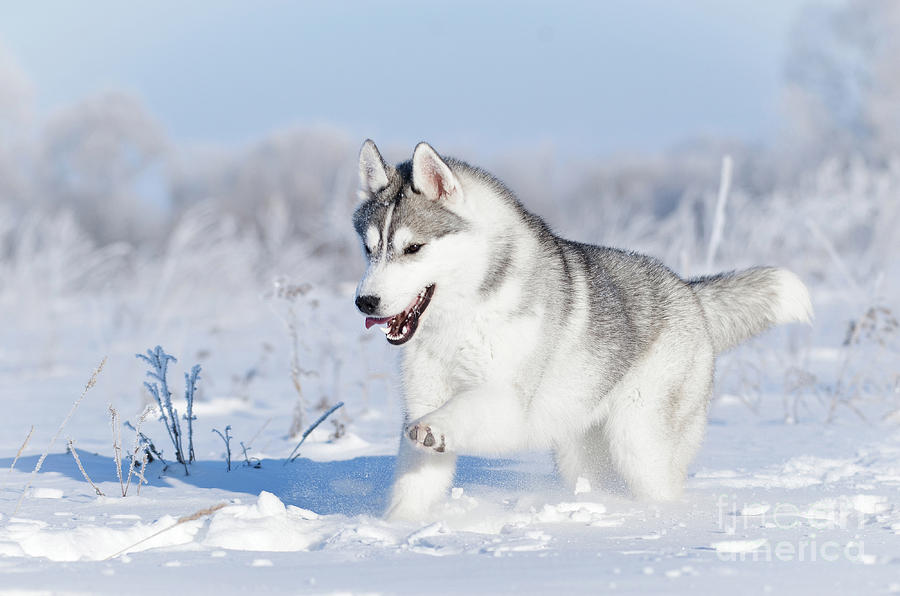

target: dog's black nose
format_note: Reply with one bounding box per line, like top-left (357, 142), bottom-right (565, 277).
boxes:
top-left (355, 294), bottom-right (380, 315)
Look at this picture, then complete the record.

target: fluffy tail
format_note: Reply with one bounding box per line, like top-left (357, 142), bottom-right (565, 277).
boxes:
top-left (689, 267), bottom-right (813, 354)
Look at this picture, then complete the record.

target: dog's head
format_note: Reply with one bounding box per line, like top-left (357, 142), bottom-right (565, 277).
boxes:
top-left (352, 140), bottom-right (483, 345)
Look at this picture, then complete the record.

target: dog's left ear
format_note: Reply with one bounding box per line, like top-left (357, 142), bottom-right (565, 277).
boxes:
top-left (412, 142), bottom-right (460, 201)
top-left (358, 139), bottom-right (390, 200)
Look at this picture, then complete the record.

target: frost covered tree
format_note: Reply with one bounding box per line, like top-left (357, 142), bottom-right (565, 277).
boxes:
top-left (34, 92), bottom-right (168, 244)
top-left (169, 127), bottom-right (357, 264)
top-left (0, 43), bottom-right (33, 212)
top-left (782, 0), bottom-right (900, 164)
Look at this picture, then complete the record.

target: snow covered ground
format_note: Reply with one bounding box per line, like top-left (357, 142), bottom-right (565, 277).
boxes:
top-left (1, 273), bottom-right (898, 594)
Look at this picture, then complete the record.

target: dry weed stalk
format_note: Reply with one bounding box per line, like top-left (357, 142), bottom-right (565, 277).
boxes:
top-left (15, 357), bottom-right (106, 514)
top-left (827, 305), bottom-right (898, 422)
top-left (285, 401), bottom-right (344, 464)
top-left (103, 502), bottom-right (227, 560)
top-left (268, 278), bottom-right (316, 436)
top-left (10, 425), bottom-right (34, 475)
top-left (135, 452), bottom-right (148, 495)
top-left (246, 417), bottom-right (272, 449)
top-left (109, 406), bottom-right (124, 496)
top-left (67, 438), bottom-right (104, 496)
top-left (783, 366), bottom-right (820, 424)
top-left (1, 426), bottom-right (34, 494)
top-left (123, 406), bottom-right (153, 496)
top-left (104, 405), bottom-right (155, 497)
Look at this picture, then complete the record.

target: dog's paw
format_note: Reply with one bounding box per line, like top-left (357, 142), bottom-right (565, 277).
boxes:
top-left (406, 422), bottom-right (447, 453)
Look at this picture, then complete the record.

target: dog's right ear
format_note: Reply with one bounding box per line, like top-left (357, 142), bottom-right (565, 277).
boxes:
top-left (411, 142), bottom-right (460, 202)
top-left (358, 139), bottom-right (390, 200)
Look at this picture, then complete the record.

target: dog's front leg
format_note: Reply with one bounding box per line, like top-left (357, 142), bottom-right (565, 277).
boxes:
top-left (385, 433), bottom-right (457, 521)
top-left (405, 383), bottom-right (528, 455)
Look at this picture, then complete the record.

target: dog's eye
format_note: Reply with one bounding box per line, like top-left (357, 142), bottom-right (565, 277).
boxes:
top-left (403, 243), bottom-right (424, 255)
top-left (364, 245), bottom-right (372, 256)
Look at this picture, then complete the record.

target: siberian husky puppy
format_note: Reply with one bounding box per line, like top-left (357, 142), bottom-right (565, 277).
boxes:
top-left (352, 140), bottom-right (812, 520)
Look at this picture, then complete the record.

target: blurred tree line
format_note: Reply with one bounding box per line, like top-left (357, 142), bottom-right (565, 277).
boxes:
top-left (0, 0), bottom-right (897, 287)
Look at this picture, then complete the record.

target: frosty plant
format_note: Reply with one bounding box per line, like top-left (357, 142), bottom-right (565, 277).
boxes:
top-left (136, 346), bottom-right (202, 475)
top-left (266, 277), bottom-right (317, 436)
top-left (827, 305), bottom-right (899, 422)
top-left (240, 441), bottom-right (261, 469)
top-left (211, 425), bottom-right (233, 472)
top-left (212, 425), bottom-right (264, 471)
top-left (108, 405), bottom-right (154, 496)
top-left (285, 401), bottom-right (344, 465)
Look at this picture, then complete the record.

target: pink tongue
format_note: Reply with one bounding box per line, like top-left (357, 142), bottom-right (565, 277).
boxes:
top-left (365, 316), bottom-right (392, 329)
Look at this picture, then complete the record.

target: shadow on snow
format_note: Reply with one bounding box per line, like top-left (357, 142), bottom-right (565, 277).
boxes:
top-left (0, 452), bottom-right (558, 517)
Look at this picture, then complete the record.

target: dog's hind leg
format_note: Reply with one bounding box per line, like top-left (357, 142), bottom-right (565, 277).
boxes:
top-left (604, 364), bottom-right (713, 501)
top-left (666, 360), bottom-right (713, 488)
top-left (604, 395), bottom-right (685, 501)
top-left (598, 330), bottom-right (714, 501)
top-left (385, 433), bottom-right (457, 521)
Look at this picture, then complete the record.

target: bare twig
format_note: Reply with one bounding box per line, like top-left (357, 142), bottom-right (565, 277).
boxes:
top-left (285, 401), bottom-right (344, 465)
top-left (15, 357), bottom-right (106, 514)
top-left (67, 438), bottom-right (104, 496)
top-left (103, 502), bottom-right (227, 561)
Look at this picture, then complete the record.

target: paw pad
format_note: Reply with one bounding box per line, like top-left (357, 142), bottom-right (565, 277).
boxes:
top-left (407, 424), bottom-right (446, 452)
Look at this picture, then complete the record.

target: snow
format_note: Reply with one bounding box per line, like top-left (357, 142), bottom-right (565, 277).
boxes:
top-left (2, 335), bottom-right (900, 594)
top-left (1, 203), bottom-right (898, 594)
top-left (0, 240), bottom-right (898, 594)
top-left (574, 476), bottom-right (591, 495)
top-left (711, 538), bottom-right (769, 554)
top-left (30, 488), bottom-right (63, 500)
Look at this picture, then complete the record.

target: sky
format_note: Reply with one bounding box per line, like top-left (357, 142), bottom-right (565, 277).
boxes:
top-left (0, 0), bottom-right (816, 157)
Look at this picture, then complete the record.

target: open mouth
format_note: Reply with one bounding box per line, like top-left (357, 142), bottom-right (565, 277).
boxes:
top-left (364, 284), bottom-right (435, 345)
